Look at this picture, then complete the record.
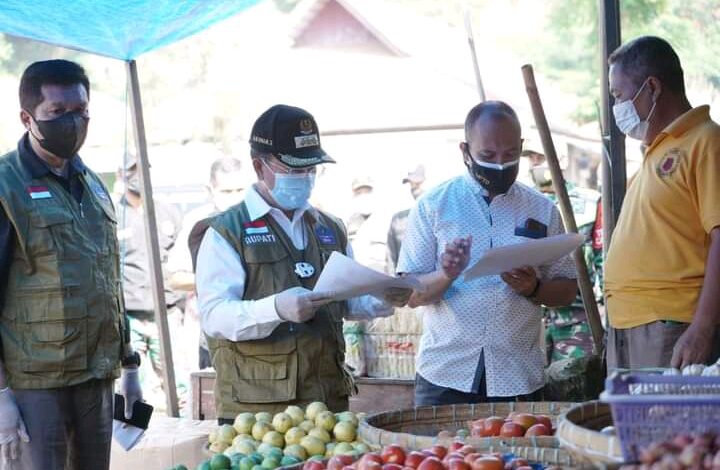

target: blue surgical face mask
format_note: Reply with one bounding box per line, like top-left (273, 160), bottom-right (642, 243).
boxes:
top-left (262, 161), bottom-right (316, 210)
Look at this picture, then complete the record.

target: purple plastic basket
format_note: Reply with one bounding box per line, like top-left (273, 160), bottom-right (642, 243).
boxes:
top-left (601, 373), bottom-right (720, 462)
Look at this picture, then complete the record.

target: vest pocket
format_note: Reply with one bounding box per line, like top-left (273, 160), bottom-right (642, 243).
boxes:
top-left (19, 294), bottom-right (88, 372)
top-left (29, 210), bottom-right (74, 257)
top-left (227, 339), bottom-right (299, 404)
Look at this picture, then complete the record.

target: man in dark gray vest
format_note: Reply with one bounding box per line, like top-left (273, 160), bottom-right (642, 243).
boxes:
top-left (194, 105), bottom-right (412, 422)
top-left (0, 60), bottom-right (143, 469)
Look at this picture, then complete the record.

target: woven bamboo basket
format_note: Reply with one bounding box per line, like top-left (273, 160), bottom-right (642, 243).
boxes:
top-left (358, 402), bottom-right (577, 466)
top-left (556, 401), bottom-right (623, 468)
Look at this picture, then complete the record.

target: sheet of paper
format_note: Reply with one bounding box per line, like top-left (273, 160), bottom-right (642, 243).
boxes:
top-left (463, 233), bottom-right (584, 281)
top-left (113, 420), bottom-right (145, 451)
top-left (313, 252), bottom-right (423, 301)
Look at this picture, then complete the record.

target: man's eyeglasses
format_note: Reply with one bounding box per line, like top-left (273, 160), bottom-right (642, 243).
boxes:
top-left (262, 156), bottom-right (317, 175)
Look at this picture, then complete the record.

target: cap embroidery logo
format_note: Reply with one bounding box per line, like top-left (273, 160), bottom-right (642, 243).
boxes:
top-left (299, 119), bottom-right (314, 135)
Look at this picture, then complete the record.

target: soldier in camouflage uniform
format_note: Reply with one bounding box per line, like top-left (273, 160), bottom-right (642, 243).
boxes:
top-left (523, 149), bottom-right (605, 400)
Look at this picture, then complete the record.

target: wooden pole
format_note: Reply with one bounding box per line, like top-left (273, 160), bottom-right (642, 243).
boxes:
top-left (598, 0), bottom-right (626, 257)
top-left (464, 8), bottom-right (487, 102)
top-left (521, 64), bottom-right (605, 355)
top-left (126, 59), bottom-right (179, 417)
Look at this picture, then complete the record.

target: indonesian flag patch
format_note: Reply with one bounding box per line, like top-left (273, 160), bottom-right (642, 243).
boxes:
top-left (27, 186), bottom-right (52, 200)
top-left (243, 220), bottom-right (269, 235)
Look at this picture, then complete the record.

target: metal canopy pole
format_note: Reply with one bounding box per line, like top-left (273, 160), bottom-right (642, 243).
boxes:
top-left (599, 0), bottom-right (626, 253)
top-left (126, 59), bottom-right (179, 417)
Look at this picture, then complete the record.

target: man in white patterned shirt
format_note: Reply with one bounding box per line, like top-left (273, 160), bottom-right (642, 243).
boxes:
top-left (397, 101), bottom-right (577, 405)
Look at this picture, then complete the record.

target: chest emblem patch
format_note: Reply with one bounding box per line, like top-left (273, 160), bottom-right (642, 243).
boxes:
top-left (315, 225), bottom-right (337, 245)
top-left (27, 185), bottom-right (52, 200)
top-left (657, 148), bottom-right (682, 178)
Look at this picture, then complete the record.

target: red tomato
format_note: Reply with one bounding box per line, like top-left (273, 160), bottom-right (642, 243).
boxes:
top-left (417, 456), bottom-right (444, 470)
top-left (483, 417), bottom-right (505, 437)
top-left (382, 445), bottom-right (407, 465)
top-left (304, 462), bottom-right (325, 470)
top-left (430, 446), bottom-right (447, 460)
top-left (358, 454), bottom-right (384, 470)
top-left (499, 422), bottom-right (525, 438)
top-left (404, 452), bottom-right (427, 469)
top-left (471, 457), bottom-right (504, 470)
top-left (463, 453), bottom-right (483, 465)
top-left (511, 414), bottom-right (537, 431)
top-left (524, 424), bottom-right (551, 437)
top-left (535, 415), bottom-right (553, 432)
top-left (458, 445), bottom-right (476, 456)
top-left (329, 456), bottom-right (357, 470)
top-left (449, 442), bottom-right (465, 453)
top-left (383, 465), bottom-right (404, 470)
top-left (448, 458), bottom-right (472, 470)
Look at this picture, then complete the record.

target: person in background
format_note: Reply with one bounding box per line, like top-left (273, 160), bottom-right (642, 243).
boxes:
top-left (521, 145), bottom-right (602, 365)
top-left (0, 59), bottom-right (142, 469)
top-left (117, 159), bottom-right (184, 411)
top-left (397, 101), bottom-right (576, 406)
top-left (604, 36), bottom-right (720, 370)
top-left (386, 165), bottom-right (426, 274)
top-left (346, 177), bottom-right (375, 241)
top-left (168, 156), bottom-right (246, 369)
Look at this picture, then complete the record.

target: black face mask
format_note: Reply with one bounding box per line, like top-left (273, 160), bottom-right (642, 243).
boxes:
top-left (29, 111), bottom-right (89, 160)
top-left (464, 150), bottom-right (519, 194)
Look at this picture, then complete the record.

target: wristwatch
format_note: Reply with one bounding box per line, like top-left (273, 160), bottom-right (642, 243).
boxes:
top-left (121, 351), bottom-right (141, 368)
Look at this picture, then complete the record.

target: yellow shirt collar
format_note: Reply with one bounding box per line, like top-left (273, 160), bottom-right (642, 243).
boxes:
top-left (663, 105), bottom-right (711, 138)
top-left (645, 106), bottom-right (711, 156)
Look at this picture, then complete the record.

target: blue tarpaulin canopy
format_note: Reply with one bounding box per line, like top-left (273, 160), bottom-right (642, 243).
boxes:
top-left (0, 0), bottom-right (260, 60)
top-left (0, 0), bottom-right (261, 417)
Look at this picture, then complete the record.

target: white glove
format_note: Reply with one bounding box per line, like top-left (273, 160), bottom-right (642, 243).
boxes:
top-left (275, 287), bottom-right (333, 323)
top-left (0, 388), bottom-right (29, 463)
top-left (118, 368), bottom-right (143, 420)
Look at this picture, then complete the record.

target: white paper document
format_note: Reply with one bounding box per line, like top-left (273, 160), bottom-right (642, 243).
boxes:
top-left (463, 233), bottom-right (584, 281)
top-left (113, 420), bottom-right (145, 451)
top-left (313, 252), bottom-right (424, 301)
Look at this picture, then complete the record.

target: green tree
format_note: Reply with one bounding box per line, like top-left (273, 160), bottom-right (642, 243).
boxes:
top-left (531, 0), bottom-right (720, 124)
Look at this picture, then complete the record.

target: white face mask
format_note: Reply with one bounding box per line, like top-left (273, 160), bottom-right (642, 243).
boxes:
top-left (474, 159), bottom-right (520, 171)
top-left (612, 79), bottom-right (657, 141)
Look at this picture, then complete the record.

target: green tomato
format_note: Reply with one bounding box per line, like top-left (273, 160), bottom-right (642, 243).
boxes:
top-left (210, 454), bottom-right (232, 470)
top-left (280, 455), bottom-right (302, 467)
top-left (261, 457), bottom-right (280, 469)
top-left (238, 457), bottom-right (256, 470)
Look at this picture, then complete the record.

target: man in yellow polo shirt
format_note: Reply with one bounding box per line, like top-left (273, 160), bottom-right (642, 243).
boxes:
top-left (605, 36), bottom-right (720, 371)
